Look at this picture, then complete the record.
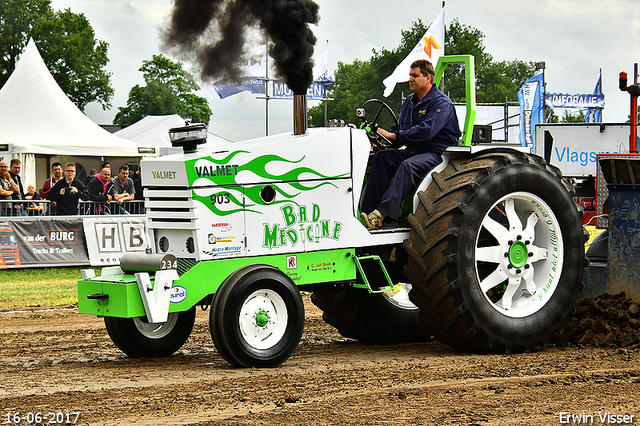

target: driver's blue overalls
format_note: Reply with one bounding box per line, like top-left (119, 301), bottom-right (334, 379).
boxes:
top-left (361, 85), bottom-right (461, 220)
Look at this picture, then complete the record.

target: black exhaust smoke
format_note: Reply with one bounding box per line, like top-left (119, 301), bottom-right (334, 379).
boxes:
top-left (163, 0), bottom-right (320, 95)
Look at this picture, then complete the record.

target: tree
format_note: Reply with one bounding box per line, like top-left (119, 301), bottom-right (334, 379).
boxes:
top-left (114, 54), bottom-right (212, 127)
top-left (560, 110), bottom-right (586, 123)
top-left (31, 8), bottom-right (113, 110)
top-left (0, 0), bottom-right (50, 80)
top-left (309, 19), bottom-right (536, 127)
top-left (0, 0), bottom-right (114, 111)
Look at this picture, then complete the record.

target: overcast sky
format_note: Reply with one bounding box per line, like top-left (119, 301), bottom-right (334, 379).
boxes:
top-left (47, 0), bottom-right (640, 142)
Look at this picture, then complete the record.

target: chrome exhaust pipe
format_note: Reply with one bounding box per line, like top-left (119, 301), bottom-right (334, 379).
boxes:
top-left (293, 94), bottom-right (308, 135)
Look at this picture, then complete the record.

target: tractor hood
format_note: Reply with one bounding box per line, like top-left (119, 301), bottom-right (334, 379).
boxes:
top-left (141, 127), bottom-right (363, 189)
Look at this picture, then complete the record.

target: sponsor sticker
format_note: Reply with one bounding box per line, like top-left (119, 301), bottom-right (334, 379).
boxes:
top-left (170, 286), bottom-right (187, 303)
top-left (287, 255), bottom-right (297, 270)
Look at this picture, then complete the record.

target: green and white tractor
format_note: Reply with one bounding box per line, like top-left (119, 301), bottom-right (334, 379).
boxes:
top-left (78, 55), bottom-right (587, 367)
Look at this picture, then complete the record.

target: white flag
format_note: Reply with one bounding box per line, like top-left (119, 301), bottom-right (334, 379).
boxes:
top-left (382, 7), bottom-right (445, 97)
top-left (313, 44), bottom-right (332, 82)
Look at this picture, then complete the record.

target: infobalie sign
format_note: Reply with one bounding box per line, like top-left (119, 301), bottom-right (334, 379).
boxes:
top-left (545, 93), bottom-right (605, 109)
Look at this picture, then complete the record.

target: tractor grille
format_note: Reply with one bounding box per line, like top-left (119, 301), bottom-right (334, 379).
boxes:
top-left (177, 258), bottom-right (198, 276)
top-left (144, 188), bottom-right (198, 230)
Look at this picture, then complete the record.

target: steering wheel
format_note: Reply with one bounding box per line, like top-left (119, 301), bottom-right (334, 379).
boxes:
top-left (356, 99), bottom-right (399, 149)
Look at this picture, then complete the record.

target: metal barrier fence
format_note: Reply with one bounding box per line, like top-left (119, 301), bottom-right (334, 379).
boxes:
top-left (0, 199), bottom-right (145, 217)
top-left (79, 200), bottom-right (145, 215)
top-left (0, 199), bottom-right (52, 216)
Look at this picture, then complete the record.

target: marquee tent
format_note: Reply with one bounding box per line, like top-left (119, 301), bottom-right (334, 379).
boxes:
top-left (114, 114), bottom-right (230, 155)
top-left (0, 39), bottom-right (144, 187)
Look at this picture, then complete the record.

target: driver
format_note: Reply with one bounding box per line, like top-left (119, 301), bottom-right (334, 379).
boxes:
top-left (360, 59), bottom-right (461, 230)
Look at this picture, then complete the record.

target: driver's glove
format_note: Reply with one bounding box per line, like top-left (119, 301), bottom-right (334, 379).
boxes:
top-left (360, 123), bottom-right (378, 134)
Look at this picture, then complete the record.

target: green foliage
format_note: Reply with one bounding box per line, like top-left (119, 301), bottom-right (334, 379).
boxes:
top-left (309, 18), bottom-right (536, 128)
top-left (0, 0), bottom-right (114, 111)
top-left (31, 8), bottom-right (113, 110)
top-left (560, 109), bottom-right (586, 123)
top-left (0, 0), bottom-right (51, 80)
top-left (114, 54), bottom-right (212, 127)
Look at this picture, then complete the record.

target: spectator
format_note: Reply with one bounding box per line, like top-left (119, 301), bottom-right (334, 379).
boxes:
top-left (40, 162), bottom-right (64, 215)
top-left (83, 168), bottom-right (97, 187)
top-left (9, 159), bottom-right (26, 216)
top-left (87, 167), bottom-right (115, 214)
top-left (111, 165), bottom-right (135, 214)
top-left (24, 184), bottom-right (42, 215)
top-left (48, 162), bottom-right (89, 215)
top-left (40, 162), bottom-right (64, 199)
top-left (0, 160), bottom-right (19, 216)
top-left (133, 167), bottom-right (143, 201)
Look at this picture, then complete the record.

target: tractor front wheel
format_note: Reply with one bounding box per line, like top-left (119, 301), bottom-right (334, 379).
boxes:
top-left (210, 265), bottom-right (305, 368)
top-left (104, 308), bottom-right (196, 358)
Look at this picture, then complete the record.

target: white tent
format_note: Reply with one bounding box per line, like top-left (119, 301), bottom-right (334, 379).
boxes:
top-left (115, 114), bottom-right (231, 154)
top-left (0, 39), bottom-right (143, 187)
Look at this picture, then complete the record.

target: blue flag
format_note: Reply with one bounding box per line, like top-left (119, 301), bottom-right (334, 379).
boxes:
top-left (212, 47), bottom-right (266, 99)
top-left (213, 77), bottom-right (266, 99)
top-left (585, 74), bottom-right (603, 123)
top-left (518, 73), bottom-right (545, 151)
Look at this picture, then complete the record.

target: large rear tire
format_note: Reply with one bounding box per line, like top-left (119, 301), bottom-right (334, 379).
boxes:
top-left (311, 283), bottom-right (429, 344)
top-left (104, 308), bottom-right (196, 358)
top-left (404, 149), bottom-right (587, 353)
top-left (311, 245), bottom-right (431, 344)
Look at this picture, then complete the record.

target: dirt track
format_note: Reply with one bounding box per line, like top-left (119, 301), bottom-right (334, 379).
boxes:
top-left (1, 297), bottom-right (639, 426)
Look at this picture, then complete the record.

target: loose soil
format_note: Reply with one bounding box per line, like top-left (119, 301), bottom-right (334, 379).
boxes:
top-left (1, 295), bottom-right (639, 426)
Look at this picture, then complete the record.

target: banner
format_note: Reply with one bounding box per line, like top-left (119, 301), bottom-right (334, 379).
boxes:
top-left (1, 219), bottom-right (89, 268)
top-left (585, 74), bottom-right (603, 123)
top-left (383, 6), bottom-right (445, 97)
top-left (313, 45), bottom-right (333, 85)
top-left (518, 73), bottom-right (545, 150)
top-left (213, 77), bottom-right (266, 99)
top-left (270, 45), bottom-right (333, 100)
top-left (545, 93), bottom-right (605, 109)
top-left (82, 217), bottom-right (151, 266)
top-left (271, 81), bottom-right (328, 99)
top-left (212, 46), bottom-right (266, 99)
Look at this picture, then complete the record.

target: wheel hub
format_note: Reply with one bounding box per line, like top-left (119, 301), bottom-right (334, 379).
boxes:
top-left (508, 240), bottom-right (528, 269)
top-left (255, 310), bottom-right (269, 328)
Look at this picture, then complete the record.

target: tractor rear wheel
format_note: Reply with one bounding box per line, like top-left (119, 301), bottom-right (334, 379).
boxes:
top-left (404, 149), bottom-right (587, 353)
top-left (311, 283), bottom-right (430, 344)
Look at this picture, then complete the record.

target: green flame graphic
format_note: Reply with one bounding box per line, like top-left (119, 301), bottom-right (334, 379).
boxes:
top-left (186, 150), bottom-right (349, 216)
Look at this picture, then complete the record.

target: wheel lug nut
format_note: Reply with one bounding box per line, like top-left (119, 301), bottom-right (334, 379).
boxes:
top-left (525, 240), bottom-right (530, 245)
top-left (528, 252), bottom-right (534, 257)
top-left (508, 240), bottom-right (513, 245)
top-left (525, 264), bottom-right (530, 269)
top-left (517, 235), bottom-right (522, 240)
top-left (507, 264), bottom-right (513, 269)
top-left (516, 269), bottom-right (522, 274)
top-left (504, 252), bottom-right (509, 257)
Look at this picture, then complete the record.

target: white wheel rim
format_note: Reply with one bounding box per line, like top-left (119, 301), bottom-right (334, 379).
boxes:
top-left (474, 192), bottom-right (564, 318)
top-left (239, 289), bottom-right (288, 350)
top-left (133, 313), bottom-right (179, 339)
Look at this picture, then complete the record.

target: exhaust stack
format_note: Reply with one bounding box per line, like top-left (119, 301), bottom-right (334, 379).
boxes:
top-left (293, 94), bottom-right (308, 135)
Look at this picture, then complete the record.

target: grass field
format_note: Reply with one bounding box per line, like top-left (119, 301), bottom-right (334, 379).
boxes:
top-left (0, 267), bottom-right (100, 309)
